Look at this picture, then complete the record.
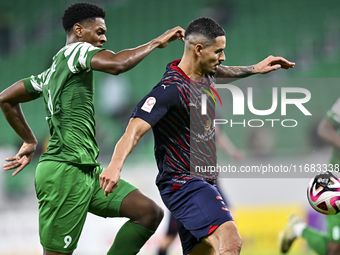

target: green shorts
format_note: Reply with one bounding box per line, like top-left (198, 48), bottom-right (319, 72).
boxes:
top-left (35, 161), bottom-right (137, 253)
top-left (327, 213), bottom-right (340, 242)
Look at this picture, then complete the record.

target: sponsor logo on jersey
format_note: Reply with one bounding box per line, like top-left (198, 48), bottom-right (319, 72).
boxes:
top-left (141, 97), bottom-right (156, 113)
top-left (204, 119), bottom-right (212, 131)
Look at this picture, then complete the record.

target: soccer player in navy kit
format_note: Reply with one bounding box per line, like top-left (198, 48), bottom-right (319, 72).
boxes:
top-left (100, 17), bottom-right (295, 254)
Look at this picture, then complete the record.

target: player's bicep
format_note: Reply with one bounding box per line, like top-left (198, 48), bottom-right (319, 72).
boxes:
top-left (127, 117), bottom-right (152, 141)
top-left (0, 80), bottom-right (33, 105)
top-left (91, 50), bottom-right (124, 75)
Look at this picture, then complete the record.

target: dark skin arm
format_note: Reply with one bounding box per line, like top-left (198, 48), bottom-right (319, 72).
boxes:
top-left (0, 80), bottom-right (37, 176)
top-left (91, 26), bottom-right (185, 75)
top-left (216, 55), bottom-right (295, 82)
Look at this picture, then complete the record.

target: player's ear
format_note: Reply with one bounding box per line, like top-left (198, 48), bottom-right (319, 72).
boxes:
top-left (194, 44), bottom-right (204, 57)
top-left (73, 23), bottom-right (83, 38)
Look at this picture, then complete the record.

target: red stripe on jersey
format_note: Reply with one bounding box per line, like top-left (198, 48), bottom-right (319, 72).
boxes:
top-left (167, 143), bottom-right (190, 167)
top-left (177, 86), bottom-right (189, 105)
top-left (159, 122), bottom-right (188, 153)
top-left (165, 155), bottom-right (181, 171)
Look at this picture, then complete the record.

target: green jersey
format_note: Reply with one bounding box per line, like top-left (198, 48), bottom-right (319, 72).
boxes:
top-left (24, 42), bottom-right (104, 166)
top-left (325, 98), bottom-right (340, 166)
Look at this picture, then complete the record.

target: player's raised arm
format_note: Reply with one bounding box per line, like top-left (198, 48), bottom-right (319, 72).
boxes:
top-left (99, 118), bottom-right (152, 196)
top-left (0, 80), bottom-right (38, 176)
top-left (91, 26), bottom-right (185, 75)
top-left (216, 55), bottom-right (295, 81)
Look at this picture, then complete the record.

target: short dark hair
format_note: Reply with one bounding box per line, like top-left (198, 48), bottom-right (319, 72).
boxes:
top-left (184, 17), bottom-right (225, 41)
top-left (62, 2), bottom-right (106, 32)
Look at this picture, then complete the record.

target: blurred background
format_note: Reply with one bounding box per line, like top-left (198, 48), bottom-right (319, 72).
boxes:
top-left (0, 0), bottom-right (340, 254)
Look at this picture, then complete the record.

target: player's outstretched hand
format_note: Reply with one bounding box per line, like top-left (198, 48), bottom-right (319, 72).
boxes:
top-left (253, 55), bottom-right (295, 74)
top-left (3, 141), bottom-right (37, 176)
top-left (157, 26), bottom-right (185, 48)
top-left (99, 166), bottom-right (121, 197)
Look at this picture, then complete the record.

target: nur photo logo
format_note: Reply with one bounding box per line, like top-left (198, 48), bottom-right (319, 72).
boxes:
top-left (200, 84), bottom-right (312, 128)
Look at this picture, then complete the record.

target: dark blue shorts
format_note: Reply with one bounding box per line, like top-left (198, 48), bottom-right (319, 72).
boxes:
top-left (161, 178), bottom-right (233, 255)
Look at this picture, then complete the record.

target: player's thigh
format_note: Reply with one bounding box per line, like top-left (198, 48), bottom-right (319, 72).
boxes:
top-left (122, 188), bottom-right (163, 230)
top-left (88, 166), bottom-right (138, 218)
top-left (35, 161), bottom-right (94, 253)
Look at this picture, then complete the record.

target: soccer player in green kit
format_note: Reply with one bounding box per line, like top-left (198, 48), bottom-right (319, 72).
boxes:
top-left (0, 2), bottom-right (184, 255)
top-left (280, 97), bottom-right (340, 255)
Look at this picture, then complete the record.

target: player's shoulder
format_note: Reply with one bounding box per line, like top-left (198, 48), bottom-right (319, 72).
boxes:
top-left (152, 79), bottom-right (182, 96)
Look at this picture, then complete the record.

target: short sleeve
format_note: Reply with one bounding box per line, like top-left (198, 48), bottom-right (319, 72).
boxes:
top-left (131, 83), bottom-right (181, 127)
top-left (23, 77), bottom-right (42, 100)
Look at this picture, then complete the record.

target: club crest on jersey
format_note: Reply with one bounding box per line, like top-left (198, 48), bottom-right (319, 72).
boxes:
top-left (141, 97), bottom-right (156, 113)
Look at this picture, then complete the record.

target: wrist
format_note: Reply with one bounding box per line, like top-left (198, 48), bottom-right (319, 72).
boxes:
top-left (108, 160), bottom-right (123, 172)
top-left (24, 138), bottom-right (38, 145)
top-left (149, 38), bottom-right (161, 49)
top-left (252, 65), bottom-right (258, 74)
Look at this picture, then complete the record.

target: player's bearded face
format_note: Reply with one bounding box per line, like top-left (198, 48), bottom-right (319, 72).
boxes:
top-left (81, 18), bottom-right (107, 48)
top-left (200, 36), bottom-right (226, 75)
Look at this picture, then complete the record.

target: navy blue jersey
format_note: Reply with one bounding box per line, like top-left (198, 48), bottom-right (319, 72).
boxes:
top-left (131, 59), bottom-right (218, 194)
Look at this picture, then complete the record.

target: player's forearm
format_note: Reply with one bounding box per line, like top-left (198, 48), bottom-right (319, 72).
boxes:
top-left (115, 39), bottom-right (160, 71)
top-left (108, 119), bottom-right (149, 170)
top-left (108, 133), bottom-right (139, 171)
top-left (0, 102), bottom-right (37, 144)
top-left (0, 82), bottom-right (37, 144)
top-left (94, 40), bottom-right (160, 75)
top-left (216, 65), bottom-right (255, 82)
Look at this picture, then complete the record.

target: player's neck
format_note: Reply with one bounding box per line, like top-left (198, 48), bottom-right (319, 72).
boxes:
top-left (178, 55), bottom-right (203, 82)
top-left (65, 34), bottom-right (85, 45)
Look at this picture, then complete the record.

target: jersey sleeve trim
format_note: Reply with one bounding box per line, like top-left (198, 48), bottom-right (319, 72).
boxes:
top-left (85, 47), bottom-right (105, 70)
top-left (23, 77), bottom-right (41, 100)
top-left (132, 115), bottom-right (156, 128)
